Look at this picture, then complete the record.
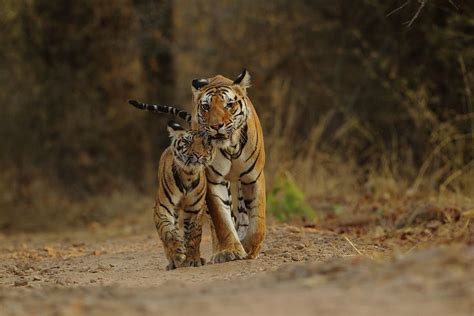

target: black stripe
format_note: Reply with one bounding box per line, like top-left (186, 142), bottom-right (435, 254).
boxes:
top-left (230, 124), bottom-right (248, 160)
top-left (245, 129), bottom-right (259, 162)
top-left (163, 174), bottom-right (173, 195)
top-left (220, 148), bottom-right (231, 160)
top-left (172, 163), bottom-right (185, 193)
top-left (244, 199), bottom-right (254, 209)
top-left (184, 209), bottom-right (201, 214)
top-left (239, 150), bottom-right (260, 178)
top-left (161, 178), bottom-right (175, 206)
top-left (159, 203), bottom-right (174, 218)
top-left (188, 174), bottom-right (201, 191)
top-left (241, 170), bottom-right (263, 185)
top-left (188, 189), bottom-right (206, 207)
top-left (208, 179), bottom-right (227, 186)
top-left (209, 165), bottom-right (223, 177)
top-left (210, 194), bottom-right (232, 207)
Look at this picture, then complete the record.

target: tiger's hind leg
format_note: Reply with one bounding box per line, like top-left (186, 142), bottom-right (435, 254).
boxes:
top-left (182, 207), bottom-right (206, 267)
top-left (236, 182), bottom-right (249, 240)
top-left (153, 202), bottom-right (186, 270)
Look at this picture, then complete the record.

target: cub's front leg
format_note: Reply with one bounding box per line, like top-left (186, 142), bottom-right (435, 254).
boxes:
top-left (153, 202), bottom-right (186, 270)
top-left (182, 206), bottom-right (206, 267)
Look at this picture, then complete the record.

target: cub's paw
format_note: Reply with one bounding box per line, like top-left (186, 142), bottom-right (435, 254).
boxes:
top-left (166, 253), bottom-right (186, 270)
top-left (183, 257), bottom-right (206, 268)
top-left (211, 248), bottom-right (246, 264)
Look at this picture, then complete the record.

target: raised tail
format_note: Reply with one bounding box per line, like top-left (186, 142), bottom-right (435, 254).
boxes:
top-left (128, 99), bottom-right (191, 122)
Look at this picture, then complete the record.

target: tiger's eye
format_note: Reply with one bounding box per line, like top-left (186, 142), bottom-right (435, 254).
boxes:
top-left (201, 103), bottom-right (210, 111)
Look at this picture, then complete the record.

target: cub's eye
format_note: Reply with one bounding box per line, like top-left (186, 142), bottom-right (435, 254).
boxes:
top-left (225, 102), bottom-right (235, 109)
top-left (201, 103), bottom-right (210, 111)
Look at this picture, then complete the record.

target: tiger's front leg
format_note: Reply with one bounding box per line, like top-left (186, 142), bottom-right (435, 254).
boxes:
top-left (240, 172), bottom-right (266, 259)
top-left (206, 174), bottom-right (247, 263)
top-left (236, 182), bottom-right (249, 240)
top-left (182, 207), bottom-right (206, 267)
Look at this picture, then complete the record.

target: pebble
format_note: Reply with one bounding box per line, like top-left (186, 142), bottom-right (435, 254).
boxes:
top-left (264, 248), bottom-right (279, 256)
top-left (14, 280), bottom-right (28, 287)
top-left (288, 226), bottom-right (301, 233)
top-left (292, 255), bottom-right (302, 261)
top-left (294, 243), bottom-right (306, 250)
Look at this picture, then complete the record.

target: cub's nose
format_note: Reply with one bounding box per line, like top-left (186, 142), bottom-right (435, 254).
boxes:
top-left (210, 123), bottom-right (224, 131)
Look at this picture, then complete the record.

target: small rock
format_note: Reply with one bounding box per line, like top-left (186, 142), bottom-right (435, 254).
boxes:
top-left (14, 280), bottom-right (28, 287)
top-left (292, 255), bottom-right (302, 261)
top-left (288, 226), bottom-right (301, 233)
top-left (264, 248), bottom-right (279, 256)
top-left (294, 243), bottom-right (306, 250)
top-left (282, 253), bottom-right (291, 259)
top-left (97, 264), bottom-right (107, 271)
top-left (32, 276), bottom-right (42, 281)
top-left (55, 279), bottom-right (65, 285)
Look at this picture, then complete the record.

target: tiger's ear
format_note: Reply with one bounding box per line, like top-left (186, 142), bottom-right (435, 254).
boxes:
top-left (167, 120), bottom-right (185, 139)
top-left (191, 78), bottom-right (209, 95)
top-left (233, 69), bottom-right (251, 92)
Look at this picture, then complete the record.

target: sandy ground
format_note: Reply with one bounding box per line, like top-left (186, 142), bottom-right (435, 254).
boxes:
top-left (0, 219), bottom-right (473, 316)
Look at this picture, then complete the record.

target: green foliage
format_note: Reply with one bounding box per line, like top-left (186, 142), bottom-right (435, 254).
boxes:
top-left (267, 171), bottom-right (317, 222)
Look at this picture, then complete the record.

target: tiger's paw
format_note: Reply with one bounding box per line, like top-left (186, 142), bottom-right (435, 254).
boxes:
top-left (183, 257), bottom-right (206, 268)
top-left (211, 248), bottom-right (246, 264)
top-left (242, 238), bottom-right (264, 259)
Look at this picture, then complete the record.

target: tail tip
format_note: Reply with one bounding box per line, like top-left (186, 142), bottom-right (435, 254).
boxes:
top-left (128, 99), bottom-right (139, 107)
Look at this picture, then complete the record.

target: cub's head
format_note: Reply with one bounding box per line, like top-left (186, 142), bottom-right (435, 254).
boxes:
top-left (191, 69), bottom-right (251, 148)
top-left (167, 121), bottom-right (215, 170)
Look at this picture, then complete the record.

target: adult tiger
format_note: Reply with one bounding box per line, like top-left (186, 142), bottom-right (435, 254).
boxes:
top-left (190, 69), bottom-right (265, 262)
top-left (129, 69), bottom-right (265, 262)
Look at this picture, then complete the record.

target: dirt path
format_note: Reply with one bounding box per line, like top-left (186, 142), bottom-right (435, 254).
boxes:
top-left (0, 221), bottom-right (473, 315)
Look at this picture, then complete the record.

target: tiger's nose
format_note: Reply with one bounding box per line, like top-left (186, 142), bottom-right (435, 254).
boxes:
top-left (210, 123), bottom-right (224, 131)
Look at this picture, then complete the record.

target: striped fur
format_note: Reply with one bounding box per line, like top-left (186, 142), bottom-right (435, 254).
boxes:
top-left (154, 121), bottom-right (215, 270)
top-left (129, 99), bottom-right (192, 122)
top-left (191, 69), bottom-right (266, 262)
top-left (128, 69), bottom-right (266, 262)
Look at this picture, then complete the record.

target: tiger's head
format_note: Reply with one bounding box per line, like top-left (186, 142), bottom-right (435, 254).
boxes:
top-left (191, 69), bottom-right (251, 148)
top-left (167, 121), bottom-right (215, 170)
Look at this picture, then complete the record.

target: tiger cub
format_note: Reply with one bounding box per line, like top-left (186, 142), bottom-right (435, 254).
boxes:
top-left (154, 121), bottom-right (215, 270)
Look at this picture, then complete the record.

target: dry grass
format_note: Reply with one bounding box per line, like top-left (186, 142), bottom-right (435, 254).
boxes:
top-left (262, 77), bottom-right (474, 218)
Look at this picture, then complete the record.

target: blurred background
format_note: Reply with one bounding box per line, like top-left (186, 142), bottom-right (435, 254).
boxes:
top-left (0, 0), bottom-right (473, 231)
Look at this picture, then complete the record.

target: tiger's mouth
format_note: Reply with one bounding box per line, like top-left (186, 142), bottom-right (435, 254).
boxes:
top-left (210, 133), bottom-right (228, 140)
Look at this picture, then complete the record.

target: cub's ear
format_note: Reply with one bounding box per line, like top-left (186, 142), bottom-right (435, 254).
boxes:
top-left (191, 78), bottom-right (209, 95)
top-left (167, 120), bottom-right (185, 139)
top-left (233, 69), bottom-right (251, 91)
